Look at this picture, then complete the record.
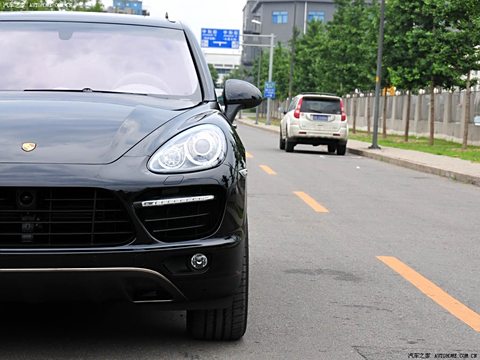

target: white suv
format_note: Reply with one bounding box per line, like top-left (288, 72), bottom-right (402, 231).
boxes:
top-left (280, 94), bottom-right (348, 155)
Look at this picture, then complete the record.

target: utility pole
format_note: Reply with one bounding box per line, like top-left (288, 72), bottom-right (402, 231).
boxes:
top-left (255, 50), bottom-right (262, 125)
top-left (370, 0), bottom-right (385, 150)
top-left (242, 33), bottom-right (275, 125)
top-left (266, 33), bottom-right (274, 125)
top-left (287, 1), bottom-right (297, 103)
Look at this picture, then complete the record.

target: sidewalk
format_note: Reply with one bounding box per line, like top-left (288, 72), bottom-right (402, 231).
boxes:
top-left (236, 116), bottom-right (480, 187)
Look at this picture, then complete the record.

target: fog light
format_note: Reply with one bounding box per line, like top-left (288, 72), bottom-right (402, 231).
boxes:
top-left (190, 253), bottom-right (208, 270)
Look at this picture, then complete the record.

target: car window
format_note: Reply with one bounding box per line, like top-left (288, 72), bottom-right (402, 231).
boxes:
top-left (300, 97), bottom-right (341, 114)
top-left (288, 98), bottom-right (297, 112)
top-left (0, 21), bottom-right (201, 100)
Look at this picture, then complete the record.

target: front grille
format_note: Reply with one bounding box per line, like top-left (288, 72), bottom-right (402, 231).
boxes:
top-left (0, 187), bottom-right (135, 248)
top-left (135, 186), bottom-right (225, 242)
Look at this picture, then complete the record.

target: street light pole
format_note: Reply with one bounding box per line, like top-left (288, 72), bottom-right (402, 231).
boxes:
top-left (288, 1), bottom-right (297, 102)
top-left (266, 33), bottom-right (274, 125)
top-left (242, 32), bottom-right (275, 125)
top-left (370, 0), bottom-right (385, 150)
top-left (255, 50), bottom-right (262, 125)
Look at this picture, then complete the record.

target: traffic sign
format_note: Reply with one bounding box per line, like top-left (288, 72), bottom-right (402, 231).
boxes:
top-left (201, 28), bottom-right (240, 49)
top-left (264, 81), bottom-right (276, 99)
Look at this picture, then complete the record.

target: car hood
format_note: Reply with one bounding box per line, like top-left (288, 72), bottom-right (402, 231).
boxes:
top-left (0, 92), bottom-right (197, 164)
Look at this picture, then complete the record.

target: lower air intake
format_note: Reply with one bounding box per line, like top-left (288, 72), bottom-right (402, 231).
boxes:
top-left (0, 187), bottom-right (135, 248)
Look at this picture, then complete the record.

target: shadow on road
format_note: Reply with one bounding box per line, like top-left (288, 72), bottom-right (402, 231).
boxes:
top-left (0, 302), bottom-right (200, 358)
top-left (287, 149), bottom-right (338, 156)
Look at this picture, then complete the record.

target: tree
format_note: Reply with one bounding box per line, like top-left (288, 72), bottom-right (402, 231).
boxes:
top-left (287, 26), bottom-right (299, 100)
top-left (87, 0), bottom-right (103, 12)
top-left (1, 0), bottom-right (24, 10)
top-left (384, 0), bottom-right (422, 142)
top-left (208, 64), bottom-right (219, 88)
top-left (294, 21), bottom-right (329, 94)
top-left (321, 0), bottom-right (378, 96)
top-left (24, 0), bottom-right (49, 10)
top-left (1, 0), bottom-right (104, 11)
top-left (248, 42), bottom-right (290, 101)
top-left (444, 0), bottom-right (480, 149)
top-left (222, 66), bottom-right (249, 85)
top-left (50, 0), bottom-right (85, 10)
top-left (385, 0), bottom-right (461, 145)
top-left (272, 43), bottom-right (290, 100)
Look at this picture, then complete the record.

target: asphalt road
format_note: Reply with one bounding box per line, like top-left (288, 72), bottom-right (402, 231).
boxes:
top-left (2, 123), bottom-right (479, 359)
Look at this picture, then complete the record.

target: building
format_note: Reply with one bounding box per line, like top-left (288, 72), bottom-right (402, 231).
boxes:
top-left (204, 52), bottom-right (241, 87)
top-left (242, 0), bottom-right (337, 66)
top-left (108, 0), bottom-right (146, 16)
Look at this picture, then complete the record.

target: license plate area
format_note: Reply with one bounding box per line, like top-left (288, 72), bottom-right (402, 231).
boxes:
top-left (312, 114), bottom-right (328, 121)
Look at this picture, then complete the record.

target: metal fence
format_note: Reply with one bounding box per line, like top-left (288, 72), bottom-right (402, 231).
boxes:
top-left (250, 98), bottom-right (286, 121)
top-left (343, 90), bottom-right (480, 145)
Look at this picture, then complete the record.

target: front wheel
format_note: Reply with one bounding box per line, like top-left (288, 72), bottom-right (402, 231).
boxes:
top-left (186, 224), bottom-right (249, 341)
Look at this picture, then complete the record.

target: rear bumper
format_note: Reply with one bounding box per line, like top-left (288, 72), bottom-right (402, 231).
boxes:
top-left (0, 235), bottom-right (245, 309)
top-left (287, 124), bottom-right (348, 144)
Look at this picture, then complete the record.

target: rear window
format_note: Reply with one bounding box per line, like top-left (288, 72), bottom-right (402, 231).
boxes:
top-left (300, 98), bottom-right (341, 114)
top-left (0, 21), bottom-right (201, 100)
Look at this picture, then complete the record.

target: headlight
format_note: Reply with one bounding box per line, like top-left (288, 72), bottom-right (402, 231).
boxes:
top-left (148, 124), bottom-right (227, 173)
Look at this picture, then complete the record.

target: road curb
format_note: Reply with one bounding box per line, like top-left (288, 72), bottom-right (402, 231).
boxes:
top-left (236, 118), bottom-right (278, 134)
top-left (347, 148), bottom-right (480, 187)
top-left (237, 118), bottom-right (480, 187)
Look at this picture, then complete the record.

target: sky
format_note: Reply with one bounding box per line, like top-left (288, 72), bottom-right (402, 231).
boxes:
top-left (107, 0), bottom-right (246, 45)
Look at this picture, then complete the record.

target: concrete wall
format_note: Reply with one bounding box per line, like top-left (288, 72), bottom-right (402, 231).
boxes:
top-left (344, 90), bottom-right (480, 145)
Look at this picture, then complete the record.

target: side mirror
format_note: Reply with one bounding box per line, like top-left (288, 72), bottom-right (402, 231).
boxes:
top-left (223, 79), bottom-right (262, 123)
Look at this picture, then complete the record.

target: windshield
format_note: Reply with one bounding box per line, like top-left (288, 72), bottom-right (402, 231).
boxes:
top-left (301, 98), bottom-right (341, 114)
top-left (0, 21), bottom-right (201, 100)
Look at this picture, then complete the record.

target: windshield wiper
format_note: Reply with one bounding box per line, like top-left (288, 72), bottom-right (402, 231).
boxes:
top-left (23, 88), bottom-right (149, 96)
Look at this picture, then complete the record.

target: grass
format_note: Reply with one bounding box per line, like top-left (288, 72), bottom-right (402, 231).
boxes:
top-left (349, 131), bottom-right (480, 163)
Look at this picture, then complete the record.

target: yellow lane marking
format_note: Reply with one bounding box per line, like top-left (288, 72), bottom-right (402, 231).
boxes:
top-left (293, 191), bottom-right (329, 213)
top-left (259, 165), bottom-right (277, 175)
top-left (377, 256), bottom-right (480, 332)
top-left (246, 152), bottom-right (253, 159)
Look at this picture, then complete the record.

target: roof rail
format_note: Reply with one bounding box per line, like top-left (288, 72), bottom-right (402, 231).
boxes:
top-left (301, 92), bottom-right (338, 97)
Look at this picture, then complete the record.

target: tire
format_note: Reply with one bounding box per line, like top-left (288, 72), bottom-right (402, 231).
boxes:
top-left (327, 144), bottom-right (336, 153)
top-left (279, 128), bottom-right (286, 150)
top-left (336, 143), bottom-right (347, 155)
top-left (187, 223), bottom-right (249, 341)
top-left (285, 131), bottom-right (295, 153)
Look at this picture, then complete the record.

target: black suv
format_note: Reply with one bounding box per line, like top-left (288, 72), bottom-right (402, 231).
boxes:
top-left (0, 12), bottom-right (261, 340)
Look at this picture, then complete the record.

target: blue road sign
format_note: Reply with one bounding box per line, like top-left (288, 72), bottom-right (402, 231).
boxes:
top-left (201, 28), bottom-right (240, 49)
top-left (264, 81), bottom-right (276, 99)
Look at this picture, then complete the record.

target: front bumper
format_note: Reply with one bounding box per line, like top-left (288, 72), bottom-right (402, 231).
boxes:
top-left (0, 151), bottom-right (247, 308)
top-left (0, 235), bottom-right (245, 308)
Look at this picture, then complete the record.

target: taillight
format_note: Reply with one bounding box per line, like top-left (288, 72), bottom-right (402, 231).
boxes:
top-left (340, 99), bottom-right (347, 121)
top-left (293, 98), bottom-right (303, 119)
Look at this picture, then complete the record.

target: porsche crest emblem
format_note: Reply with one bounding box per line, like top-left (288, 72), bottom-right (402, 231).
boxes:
top-left (21, 142), bottom-right (37, 152)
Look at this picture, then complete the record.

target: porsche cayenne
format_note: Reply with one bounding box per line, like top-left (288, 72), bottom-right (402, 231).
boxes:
top-left (0, 11), bottom-right (261, 340)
